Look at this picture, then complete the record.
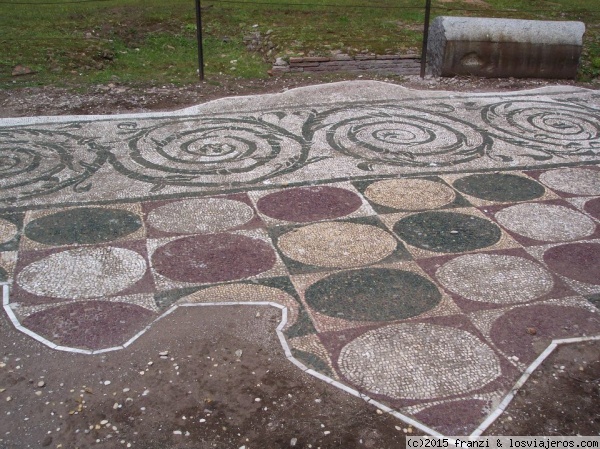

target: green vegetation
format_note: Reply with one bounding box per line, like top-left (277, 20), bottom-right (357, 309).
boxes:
top-left (0, 0), bottom-right (599, 87)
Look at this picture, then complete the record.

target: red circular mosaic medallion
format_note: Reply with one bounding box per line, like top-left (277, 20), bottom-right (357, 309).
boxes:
top-left (490, 305), bottom-right (600, 363)
top-left (584, 197), bottom-right (600, 221)
top-left (543, 242), bottom-right (600, 285)
top-left (256, 186), bottom-right (362, 222)
top-left (23, 301), bottom-right (155, 350)
top-left (152, 233), bottom-right (277, 283)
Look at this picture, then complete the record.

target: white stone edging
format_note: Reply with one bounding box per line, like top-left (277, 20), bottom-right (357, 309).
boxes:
top-left (2, 283), bottom-right (599, 437)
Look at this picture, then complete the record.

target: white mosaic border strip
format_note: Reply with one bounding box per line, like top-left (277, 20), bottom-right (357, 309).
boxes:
top-left (0, 83), bottom-right (590, 126)
top-left (1, 282), bottom-right (598, 438)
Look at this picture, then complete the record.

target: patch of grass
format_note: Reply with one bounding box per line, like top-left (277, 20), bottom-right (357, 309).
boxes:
top-left (0, 0), bottom-right (598, 86)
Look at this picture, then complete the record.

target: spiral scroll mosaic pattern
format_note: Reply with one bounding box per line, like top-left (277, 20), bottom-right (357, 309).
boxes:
top-left (316, 105), bottom-right (488, 167)
top-left (109, 118), bottom-right (308, 188)
top-left (1, 89), bottom-right (599, 207)
top-left (0, 128), bottom-right (106, 202)
top-left (482, 100), bottom-right (600, 155)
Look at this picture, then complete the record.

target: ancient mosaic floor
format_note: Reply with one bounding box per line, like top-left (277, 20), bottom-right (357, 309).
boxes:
top-left (1, 82), bottom-right (600, 436)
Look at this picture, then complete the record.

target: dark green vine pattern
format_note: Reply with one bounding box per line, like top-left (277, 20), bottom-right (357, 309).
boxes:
top-left (309, 103), bottom-right (493, 169)
top-left (481, 100), bottom-right (600, 161)
top-left (107, 116), bottom-right (320, 192)
top-left (0, 127), bottom-right (109, 203)
top-left (0, 99), bottom-right (598, 202)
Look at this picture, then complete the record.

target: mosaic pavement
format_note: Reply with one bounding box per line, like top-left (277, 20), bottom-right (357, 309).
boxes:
top-left (1, 81), bottom-right (600, 436)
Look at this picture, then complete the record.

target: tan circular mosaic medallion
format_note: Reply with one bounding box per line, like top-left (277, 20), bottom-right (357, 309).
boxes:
top-left (17, 247), bottom-right (147, 299)
top-left (539, 168), bottom-right (600, 196)
top-left (185, 283), bottom-right (296, 305)
top-left (495, 203), bottom-right (596, 242)
top-left (147, 198), bottom-right (254, 234)
top-left (339, 322), bottom-right (501, 400)
top-left (0, 218), bottom-right (17, 245)
top-left (364, 179), bottom-right (455, 210)
top-left (436, 254), bottom-right (554, 304)
top-left (277, 222), bottom-right (397, 268)
top-left (183, 283), bottom-right (299, 324)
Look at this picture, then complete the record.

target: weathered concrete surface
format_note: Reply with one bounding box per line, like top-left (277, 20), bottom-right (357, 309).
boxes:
top-left (427, 17), bottom-right (585, 79)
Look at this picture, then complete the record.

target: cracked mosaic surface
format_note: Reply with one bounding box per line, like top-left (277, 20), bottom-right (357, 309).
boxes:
top-left (2, 83), bottom-right (600, 437)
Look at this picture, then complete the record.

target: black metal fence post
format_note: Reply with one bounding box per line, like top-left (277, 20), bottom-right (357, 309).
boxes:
top-left (420, 0), bottom-right (432, 78)
top-left (195, 0), bottom-right (205, 80)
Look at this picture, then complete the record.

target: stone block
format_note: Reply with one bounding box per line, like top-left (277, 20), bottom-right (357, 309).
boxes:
top-left (289, 61), bottom-right (320, 67)
top-left (376, 55), bottom-right (401, 60)
top-left (302, 57), bottom-right (330, 62)
top-left (426, 17), bottom-right (585, 79)
top-left (331, 54), bottom-right (353, 61)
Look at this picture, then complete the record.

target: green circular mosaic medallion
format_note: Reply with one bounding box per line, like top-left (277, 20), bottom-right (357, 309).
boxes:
top-left (304, 268), bottom-right (441, 321)
top-left (453, 173), bottom-right (545, 202)
top-left (25, 208), bottom-right (142, 246)
top-left (393, 211), bottom-right (501, 253)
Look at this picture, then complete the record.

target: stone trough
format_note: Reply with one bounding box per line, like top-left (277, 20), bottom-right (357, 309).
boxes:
top-left (427, 17), bottom-right (586, 79)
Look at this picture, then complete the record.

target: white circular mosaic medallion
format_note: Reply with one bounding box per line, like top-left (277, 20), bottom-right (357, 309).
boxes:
top-left (436, 254), bottom-right (554, 304)
top-left (495, 203), bottom-right (596, 242)
top-left (339, 323), bottom-right (501, 400)
top-left (0, 218), bottom-right (17, 245)
top-left (17, 247), bottom-right (147, 299)
top-left (539, 168), bottom-right (600, 196)
top-left (277, 222), bottom-right (397, 268)
top-left (147, 198), bottom-right (254, 234)
top-left (364, 179), bottom-right (456, 210)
